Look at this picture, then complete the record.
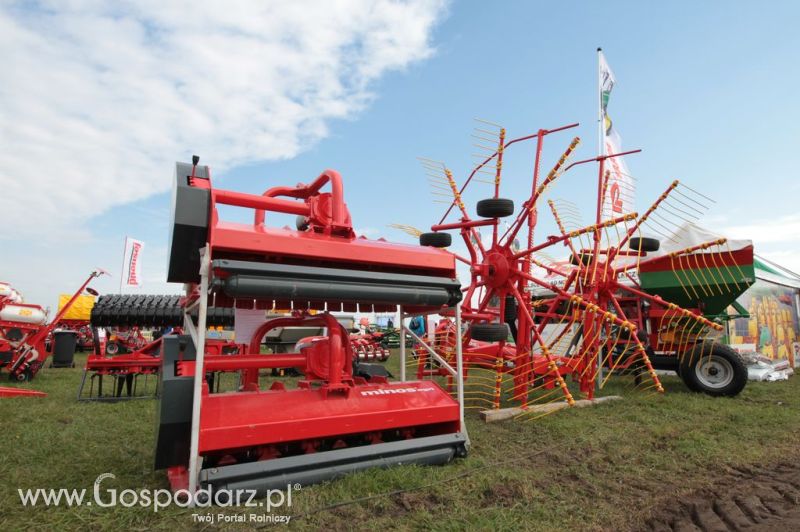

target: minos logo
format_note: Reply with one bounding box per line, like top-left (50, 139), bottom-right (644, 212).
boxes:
top-left (360, 386), bottom-right (437, 397)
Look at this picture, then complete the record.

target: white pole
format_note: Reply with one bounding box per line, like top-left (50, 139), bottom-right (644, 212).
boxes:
top-left (597, 47), bottom-right (605, 391)
top-left (597, 47), bottom-right (605, 159)
top-left (187, 245), bottom-right (210, 504)
top-left (118, 236), bottom-right (128, 294)
top-left (398, 305), bottom-right (406, 382)
top-left (455, 303), bottom-right (468, 446)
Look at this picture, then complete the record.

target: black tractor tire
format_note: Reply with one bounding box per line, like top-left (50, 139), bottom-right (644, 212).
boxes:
top-left (679, 342), bottom-right (747, 397)
top-left (419, 232), bottom-right (452, 248)
top-left (476, 198), bottom-right (514, 218)
top-left (629, 237), bottom-right (660, 253)
top-left (469, 323), bottom-right (510, 342)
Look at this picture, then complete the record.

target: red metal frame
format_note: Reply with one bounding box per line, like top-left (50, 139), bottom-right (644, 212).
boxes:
top-left (0, 270), bottom-right (104, 381)
top-left (162, 163), bottom-right (464, 492)
top-left (424, 123), bottom-right (732, 407)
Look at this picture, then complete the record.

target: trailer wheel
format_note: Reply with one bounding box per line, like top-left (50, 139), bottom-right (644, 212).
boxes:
top-left (419, 232), bottom-right (452, 248)
top-left (9, 368), bottom-right (32, 382)
top-left (477, 198), bottom-right (514, 218)
top-left (629, 237), bottom-right (660, 253)
top-left (679, 343), bottom-right (747, 396)
top-left (469, 323), bottom-right (510, 342)
top-left (105, 342), bottom-right (120, 356)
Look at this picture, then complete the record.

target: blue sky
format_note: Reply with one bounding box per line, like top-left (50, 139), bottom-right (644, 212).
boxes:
top-left (2, 1), bottom-right (799, 309)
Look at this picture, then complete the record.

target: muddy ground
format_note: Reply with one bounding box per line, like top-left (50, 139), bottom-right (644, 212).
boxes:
top-left (643, 462), bottom-right (800, 531)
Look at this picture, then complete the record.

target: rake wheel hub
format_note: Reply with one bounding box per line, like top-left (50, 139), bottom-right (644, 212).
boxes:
top-left (483, 249), bottom-right (513, 288)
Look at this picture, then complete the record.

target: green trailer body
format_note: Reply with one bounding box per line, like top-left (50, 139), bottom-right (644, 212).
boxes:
top-left (638, 246), bottom-right (756, 317)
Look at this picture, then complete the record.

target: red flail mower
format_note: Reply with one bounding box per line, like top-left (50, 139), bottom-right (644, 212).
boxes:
top-left (155, 158), bottom-right (467, 497)
top-left (0, 271), bottom-right (104, 385)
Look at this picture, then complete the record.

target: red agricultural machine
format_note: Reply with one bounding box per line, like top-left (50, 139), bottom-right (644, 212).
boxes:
top-left (150, 157), bottom-right (466, 498)
top-left (80, 295), bottom-right (238, 400)
top-left (404, 121), bottom-right (752, 415)
top-left (53, 292), bottom-right (97, 351)
top-left (81, 296), bottom-right (393, 400)
top-left (0, 271), bottom-right (104, 384)
top-left (349, 329), bottom-right (392, 362)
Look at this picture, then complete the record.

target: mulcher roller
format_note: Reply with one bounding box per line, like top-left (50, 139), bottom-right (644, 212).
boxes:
top-left (90, 294), bottom-right (235, 328)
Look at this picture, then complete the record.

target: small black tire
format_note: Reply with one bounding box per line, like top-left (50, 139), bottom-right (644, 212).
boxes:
top-left (629, 237), bottom-right (660, 253)
top-left (569, 253), bottom-right (592, 266)
top-left (476, 198), bottom-right (514, 218)
top-left (469, 323), bottom-right (510, 342)
top-left (679, 342), bottom-right (747, 397)
top-left (419, 232), bottom-right (452, 248)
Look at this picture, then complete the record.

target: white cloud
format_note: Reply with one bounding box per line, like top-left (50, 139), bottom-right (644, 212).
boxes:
top-left (0, 0), bottom-right (447, 239)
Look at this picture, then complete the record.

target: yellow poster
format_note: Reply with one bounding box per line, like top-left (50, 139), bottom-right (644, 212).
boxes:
top-left (729, 280), bottom-right (799, 367)
top-left (57, 294), bottom-right (96, 321)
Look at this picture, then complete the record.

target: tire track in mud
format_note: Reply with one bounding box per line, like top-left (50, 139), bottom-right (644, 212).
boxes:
top-left (642, 463), bottom-right (800, 531)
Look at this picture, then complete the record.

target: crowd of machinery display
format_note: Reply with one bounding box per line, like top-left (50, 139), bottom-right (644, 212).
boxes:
top-left (0, 122), bottom-right (756, 498)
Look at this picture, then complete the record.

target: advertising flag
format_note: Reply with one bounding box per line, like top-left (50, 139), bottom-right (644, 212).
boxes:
top-left (122, 237), bottom-right (145, 287)
top-left (599, 51), bottom-right (635, 219)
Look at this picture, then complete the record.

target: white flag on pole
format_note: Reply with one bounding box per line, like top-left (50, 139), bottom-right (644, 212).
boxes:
top-left (122, 237), bottom-right (145, 287)
top-left (599, 51), bottom-right (635, 219)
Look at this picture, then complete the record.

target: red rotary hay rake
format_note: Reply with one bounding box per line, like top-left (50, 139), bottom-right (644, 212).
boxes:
top-left (153, 157), bottom-right (467, 498)
top-left (407, 121), bottom-right (750, 416)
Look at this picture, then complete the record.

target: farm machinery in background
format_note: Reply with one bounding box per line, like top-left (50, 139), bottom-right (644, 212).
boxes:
top-left (0, 271), bottom-right (104, 386)
top-left (53, 292), bottom-right (97, 351)
top-left (402, 121), bottom-right (752, 415)
top-left (144, 157), bottom-right (466, 499)
top-left (81, 298), bottom-right (395, 400)
top-left (80, 295), bottom-right (238, 400)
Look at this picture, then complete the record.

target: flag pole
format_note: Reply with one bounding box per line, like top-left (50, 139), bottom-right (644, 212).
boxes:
top-left (119, 236), bottom-right (127, 294)
top-left (596, 47), bottom-right (604, 390)
top-left (597, 47), bottom-right (604, 159)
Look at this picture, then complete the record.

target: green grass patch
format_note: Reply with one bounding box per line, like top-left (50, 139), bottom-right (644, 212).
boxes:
top-left (0, 351), bottom-right (798, 530)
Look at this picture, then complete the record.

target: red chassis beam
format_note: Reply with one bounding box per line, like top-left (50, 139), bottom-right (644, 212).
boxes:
top-left (0, 386), bottom-right (47, 398)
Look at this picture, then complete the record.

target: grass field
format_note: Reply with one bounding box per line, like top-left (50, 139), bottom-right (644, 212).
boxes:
top-left (0, 351), bottom-right (798, 531)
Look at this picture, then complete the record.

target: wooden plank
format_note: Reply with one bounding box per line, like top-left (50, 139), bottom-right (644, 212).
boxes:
top-left (480, 395), bottom-right (622, 423)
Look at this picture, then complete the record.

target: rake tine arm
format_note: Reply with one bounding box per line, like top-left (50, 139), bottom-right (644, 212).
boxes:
top-left (511, 213), bottom-right (637, 261)
top-left (611, 280), bottom-right (724, 332)
top-left (437, 124), bottom-right (579, 225)
top-left (501, 137), bottom-right (581, 248)
top-left (616, 180), bottom-right (680, 253)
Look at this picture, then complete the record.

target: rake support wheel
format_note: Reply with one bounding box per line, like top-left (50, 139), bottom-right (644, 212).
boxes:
top-left (419, 232), bottom-right (452, 248)
top-left (477, 198), bottom-right (514, 218)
